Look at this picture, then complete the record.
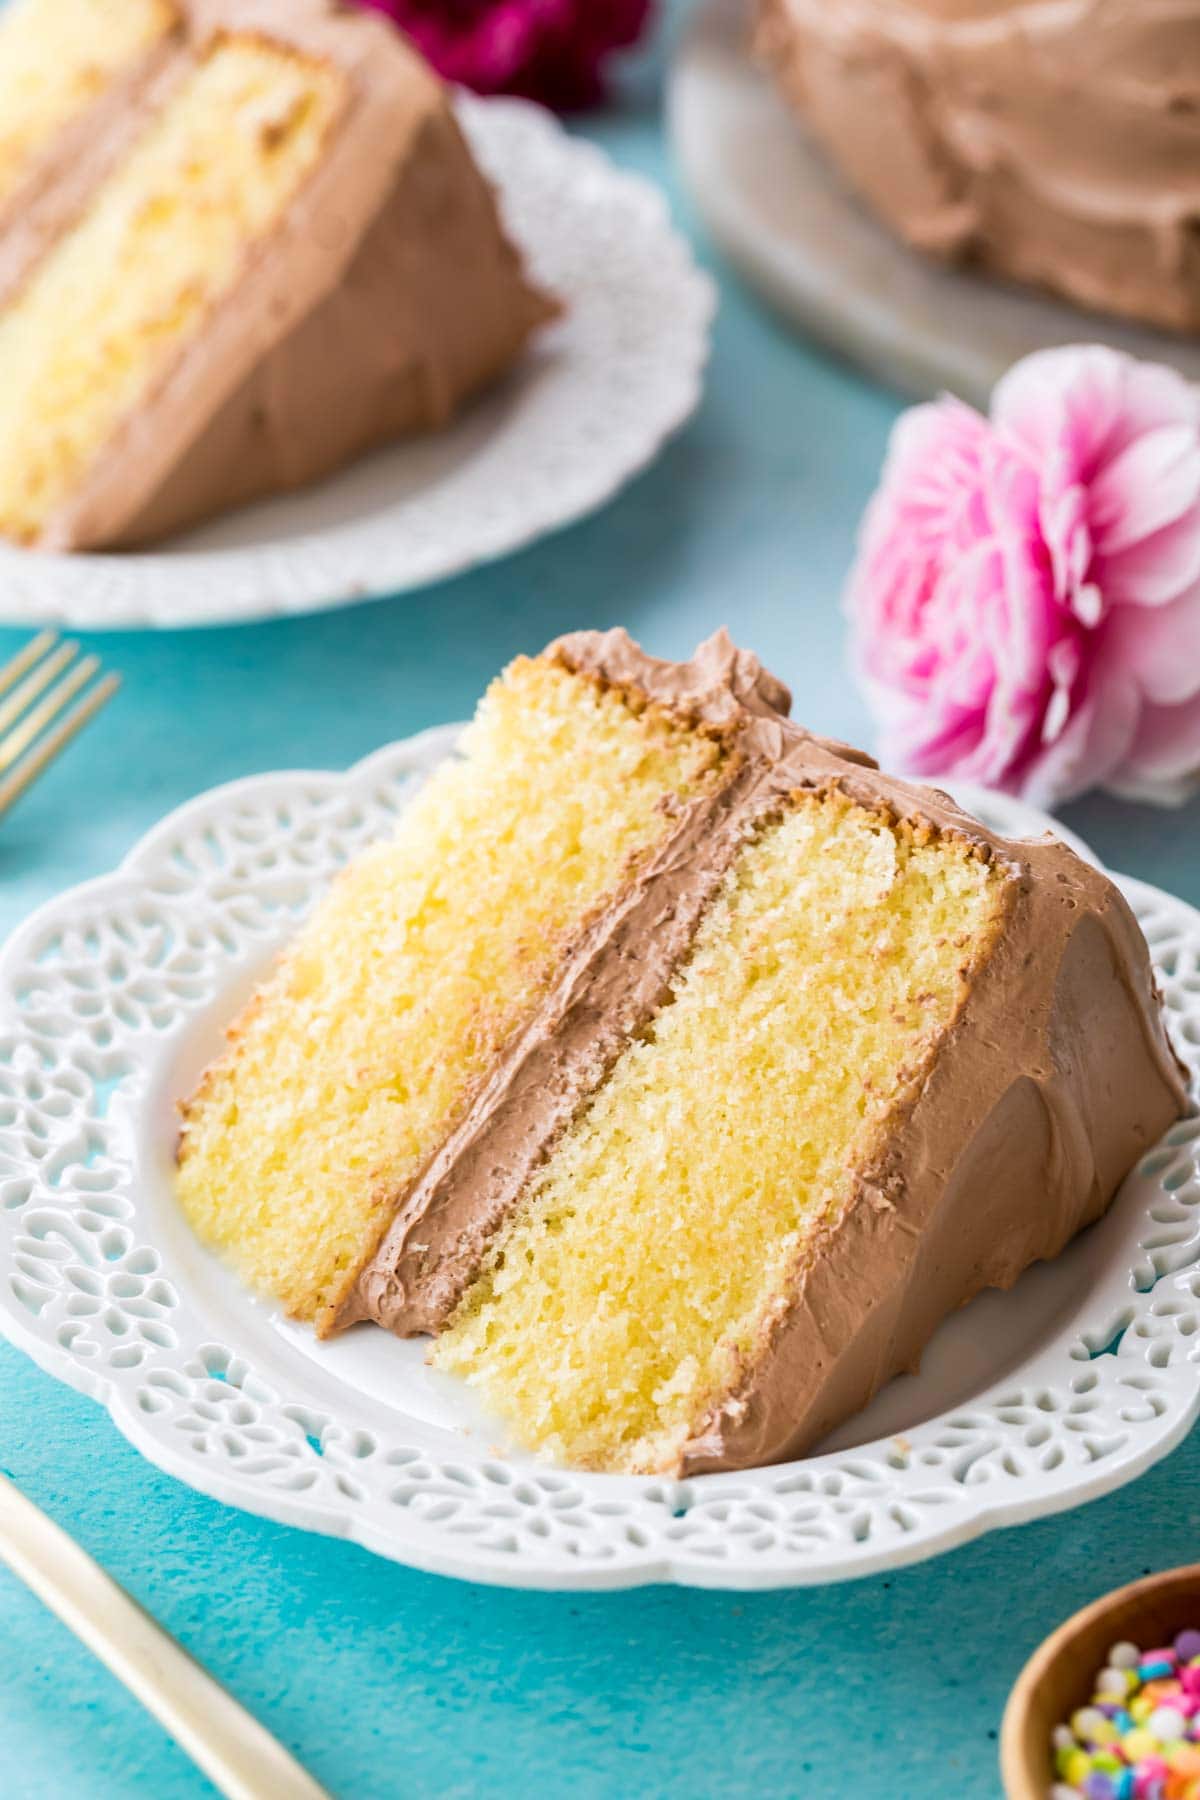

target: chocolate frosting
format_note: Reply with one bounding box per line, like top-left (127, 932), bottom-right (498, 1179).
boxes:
top-left (755, 0), bottom-right (1200, 335)
top-left (5, 0), bottom-right (553, 550)
top-left (345, 629), bottom-right (1188, 1473)
top-left (339, 630), bottom-right (798, 1335)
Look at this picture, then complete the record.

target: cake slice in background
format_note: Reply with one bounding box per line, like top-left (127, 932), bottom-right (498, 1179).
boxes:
top-left (177, 631), bottom-right (1188, 1475)
top-left (0, 0), bottom-right (179, 231)
top-left (0, 0), bottom-right (554, 551)
top-left (754, 0), bottom-right (1200, 335)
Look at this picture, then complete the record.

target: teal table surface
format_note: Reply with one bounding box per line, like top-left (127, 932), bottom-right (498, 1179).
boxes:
top-left (4, 13), bottom-right (1200, 1799)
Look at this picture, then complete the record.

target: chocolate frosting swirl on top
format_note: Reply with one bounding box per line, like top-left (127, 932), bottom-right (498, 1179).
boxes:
top-left (755, 0), bottom-right (1200, 335)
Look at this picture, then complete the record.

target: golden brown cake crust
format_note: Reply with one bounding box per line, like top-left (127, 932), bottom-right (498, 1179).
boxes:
top-left (2, 0), bottom-right (553, 549)
top-left (343, 631), bottom-right (1187, 1480)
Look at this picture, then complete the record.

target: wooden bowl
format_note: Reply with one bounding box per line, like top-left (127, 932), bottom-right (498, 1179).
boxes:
top-left (1001, 1564), bottom-right (1200, 1797)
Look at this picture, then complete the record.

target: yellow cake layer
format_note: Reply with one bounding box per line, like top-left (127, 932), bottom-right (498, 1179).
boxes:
top-left (0, 0), bottom-right (176, 213)
top-left (177, 657), bottom-right (730, 1327)
top-left (0, 31), bottom-right (344, 542)
top-left (436, 792), bottom-right (1010, 1474)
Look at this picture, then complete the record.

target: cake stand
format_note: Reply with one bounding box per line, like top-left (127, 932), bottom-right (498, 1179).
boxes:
top-left (668, 0), bottom-right (1200, 407)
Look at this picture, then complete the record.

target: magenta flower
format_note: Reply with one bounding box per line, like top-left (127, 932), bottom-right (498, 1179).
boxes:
top-left (846, 345), bottom-right (1200, 808)
top-left (356, 0), bottom-right (653, 110)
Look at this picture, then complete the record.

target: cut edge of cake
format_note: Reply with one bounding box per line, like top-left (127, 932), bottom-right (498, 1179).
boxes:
top-left (0, 0), bottom-right (183, 247)
top-left (373, 630), bottom-right (1186, 1474)
top-left (176, 628), bottom-right (1190, 1477)
top-left (337, 630), bottom-right (798, 1340)
top-left (176, 645), bottom-right (740, 1334)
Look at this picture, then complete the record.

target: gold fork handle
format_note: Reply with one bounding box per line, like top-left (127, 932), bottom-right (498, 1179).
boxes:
top-left (0, 1472), bottom-right (332, 1800)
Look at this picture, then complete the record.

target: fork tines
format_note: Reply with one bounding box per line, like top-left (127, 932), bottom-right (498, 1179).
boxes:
top-left (0, 631), bottom-right (119, 821)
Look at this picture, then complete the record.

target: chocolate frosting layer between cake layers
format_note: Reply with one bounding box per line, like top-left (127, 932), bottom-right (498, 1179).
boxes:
top-left (345, 628), bottom-right (1188, 1474)
top-left (7, 0), bottom-right (553, 550)
top-left (337, 629), bottom-right (801, 1335)
top-left (0, 10), bottom-right (184, 284)
top-left (755, 0), bottom-right (1200, 334)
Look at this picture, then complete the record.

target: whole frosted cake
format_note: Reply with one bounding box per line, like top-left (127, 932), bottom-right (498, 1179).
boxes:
top-left (177, 630), bottom-right (1187, 1475)
top-left (0, 0), bottom-right (552, 549)
top-left (755, 0), bottom-right (1200, 334)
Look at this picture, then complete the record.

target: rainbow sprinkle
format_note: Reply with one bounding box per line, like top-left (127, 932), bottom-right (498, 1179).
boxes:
top-left (1050, 1631), bottom-right (1200, 1798)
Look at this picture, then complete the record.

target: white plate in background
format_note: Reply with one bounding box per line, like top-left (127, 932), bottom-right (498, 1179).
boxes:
top-left (0, 97), bottom-right (714, 630)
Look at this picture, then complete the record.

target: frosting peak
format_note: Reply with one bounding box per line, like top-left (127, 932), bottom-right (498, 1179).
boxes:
top-left (550, 626), bottom-right (794, 726)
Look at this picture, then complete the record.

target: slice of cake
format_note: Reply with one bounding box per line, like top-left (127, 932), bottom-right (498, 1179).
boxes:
top-left (754, 0), bottom-right (1200, 335)
top-left (0, 0), bottom-right (553, 550)
top-left (177, 630), bottom-right (1188, 1475)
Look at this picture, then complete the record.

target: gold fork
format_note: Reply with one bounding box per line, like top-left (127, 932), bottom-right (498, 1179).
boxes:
top-left (0, 630), bottom-right (120, 821)
top-left (1, 1472), bottom-right (332, 1800)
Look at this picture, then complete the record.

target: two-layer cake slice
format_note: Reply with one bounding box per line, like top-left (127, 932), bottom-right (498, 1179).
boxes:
top-left (177, 631), bottom-right (1188, 1475)
top-left (0, 0), bottom-right (553, 549)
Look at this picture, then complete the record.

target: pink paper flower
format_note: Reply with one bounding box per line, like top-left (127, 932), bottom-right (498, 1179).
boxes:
top-left (356, 0), bottom-right (653, 110)
top-left (846, 345), bottom-right (1200, 807)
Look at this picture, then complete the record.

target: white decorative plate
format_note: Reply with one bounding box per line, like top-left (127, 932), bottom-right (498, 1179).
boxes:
top-left (1, 729), bottom-right (1198, 1591)
top-left (0, 97), bottom-right (714, 631)
top-left (668, 0), bottom-right (1200, 409)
